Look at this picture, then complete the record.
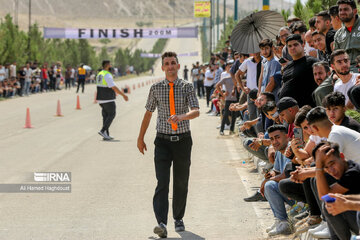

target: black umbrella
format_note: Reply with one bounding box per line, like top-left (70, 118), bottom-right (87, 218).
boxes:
top-left (230, 10), bottom-right (285, 54)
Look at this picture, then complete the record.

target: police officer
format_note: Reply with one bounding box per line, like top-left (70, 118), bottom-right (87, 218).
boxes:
top-left (97, 60), bottom-right (128, 140)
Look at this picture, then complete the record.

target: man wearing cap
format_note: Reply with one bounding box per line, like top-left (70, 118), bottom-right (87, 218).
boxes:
top-left (215, 59), bottom-right (237, 135)
top-left (277, 97), bottom-right (300, 138)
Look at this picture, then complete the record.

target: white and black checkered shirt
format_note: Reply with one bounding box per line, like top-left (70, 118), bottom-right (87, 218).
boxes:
top-left (145, 78), bottom-right (199, 134)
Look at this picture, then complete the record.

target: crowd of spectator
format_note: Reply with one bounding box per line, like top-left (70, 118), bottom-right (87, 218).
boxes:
top-left (0, 61), bottom-right (128, 99)
top-left (189, 0), bottom-right (360, 238)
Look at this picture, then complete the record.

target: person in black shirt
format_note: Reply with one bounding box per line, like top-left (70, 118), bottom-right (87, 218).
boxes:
top-left (313, 141), bottom-right (360, 240)
top-left (279, 34), bottom-right (318, 107)
top-left (17, 66), bottom-right (26, 96)
top-left (183, 65), bottom-right (188, 81)
top-left (322, 91), bottom-right (360, 132)
top-left (315, 11), bottom-right (336, 55)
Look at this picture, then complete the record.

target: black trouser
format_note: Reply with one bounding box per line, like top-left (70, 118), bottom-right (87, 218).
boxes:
top-left (99, 102), bottom-right (116, 134)
top-left (50, 77), bottom-right (56, 91)
top-left (221, 100), bottom-right (237, 132)
top-left (197, 80), bottom-right (204, 98)
top-left (65, 78), bottom-right (71, 89)
top-left (153, 134), bottom-right (192, 225)
top-left (279, 178), bottom-right (321, 216)
top-left (77, 79), bottom-right (85, 93)
top-left (205, 85), bottom-right (214, 107)
top-left (19, 79), bottom-right (25, 96)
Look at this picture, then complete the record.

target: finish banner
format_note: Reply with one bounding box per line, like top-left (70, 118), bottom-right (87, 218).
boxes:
top-left (141, 52), bottom-right (199, 58)
top-left (43, 27), bottom-right (198, 39)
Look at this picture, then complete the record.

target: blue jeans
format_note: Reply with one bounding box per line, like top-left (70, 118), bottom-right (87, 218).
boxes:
top-left (23, 81), bottom-right (31, 96)
top-left (264, 180), bottom-right (295, 221)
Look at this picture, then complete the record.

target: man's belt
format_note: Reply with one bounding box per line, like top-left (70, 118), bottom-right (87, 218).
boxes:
top-left (156, 132), bottom-right (191, 142)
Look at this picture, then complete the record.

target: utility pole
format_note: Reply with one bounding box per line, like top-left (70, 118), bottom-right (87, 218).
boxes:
top-left (216, 0), bottom-right (219, 42)
top-left (28, 0), bottom-right (31, 57)
top-left (223, 0), bottom-right (226, 34)
top-left (210, 0), bottom-right (213, 55)
top-left (234, 0), bottom-right (238, 21)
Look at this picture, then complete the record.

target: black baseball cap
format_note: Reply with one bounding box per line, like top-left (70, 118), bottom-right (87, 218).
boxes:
top-left (277, 97), bottom-right (298, 113)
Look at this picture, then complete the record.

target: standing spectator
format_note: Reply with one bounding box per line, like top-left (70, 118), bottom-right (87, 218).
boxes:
top-left (330, 49), bottom-right (358, 109)
top-left (49, 65), bottom-right (56, 91)
top-left (329, 5), bottom-right (343, 31)
top-left (23, 63), bottom-right (32, 96)
top-left (41, 63), bottom-right (49, 92)
top-left (236, 52), bottom-right (262, 120)
top-left (312, 61), bottom-right (333, 106)
top-left (183, 65), bottom-right (188, 81)
top-left (258, 39), bottom-right (282, 100)
top-left (334, 0), bottom-right (360, 72)
top-left (0, 64), bottom-right (5, 83)
top-left (9, 62), bottom-right (16, 78)
top-left (279, 34), bottom-right (318, 107)
top-left (291, 21), bottom-right (318, 58)
top-left (312, 31), bottom-right (330, 62)
top-left (77, 64), bottom-right (86, 93)
top-left (204, 64), bottom-right (215, 109)
top-left (55, 63), bottom-right (62, 90)
top-left (315, 10), bottom-right (336, 55)
top-left (17, 66), bottom-right (26, 96)
top-left (65, 65), bottom-right (72, 90)
top-left (279, 27), bottom-right (292, 62)
top-left (216, 60), bottom-right (237, 135)
top-left (70, 66), bottom-right (75, 87)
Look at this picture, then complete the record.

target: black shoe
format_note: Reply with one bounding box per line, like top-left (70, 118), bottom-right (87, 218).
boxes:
top-left (206, 109), bottom-right (212, 114)
top-left (174, 219), bottom-right (185, 232)
top-left (154, 223), bottom-right (167, 238)
top-left (244, 191), bottom-right (267, 202)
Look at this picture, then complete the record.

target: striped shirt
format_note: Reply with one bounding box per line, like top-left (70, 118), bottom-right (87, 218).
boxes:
top-left (145, 78), bottom-right (199, 134)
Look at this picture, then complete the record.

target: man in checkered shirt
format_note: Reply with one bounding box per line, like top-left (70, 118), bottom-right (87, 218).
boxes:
top-left (137, 51), bottom-right (199, 238)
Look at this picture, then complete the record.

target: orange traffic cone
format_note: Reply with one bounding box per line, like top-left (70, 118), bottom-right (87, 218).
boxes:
top-left (24, 108), bottom-right (33, 128)
top-left (94, 92), bottom-right (97, 104)
top-left (76, 95), bottom-right (81, 110)
top-left (55, 100), bottom-right (63, 117)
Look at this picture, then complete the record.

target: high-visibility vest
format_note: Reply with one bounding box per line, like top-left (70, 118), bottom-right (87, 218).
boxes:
top-left (96, 70), bottom-right (115, 101)
top-left (78, 67), bottom-right (86, 75)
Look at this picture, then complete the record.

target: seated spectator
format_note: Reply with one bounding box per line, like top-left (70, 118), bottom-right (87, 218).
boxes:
top-left (279, 34), bottom-right (318, 107)
top-left (330, 49), bottom-right (358, 109)
top-left (313, 141), bottom-right (360, 239)
top-left (347, 84), bottom-right (360, 110)
top-left (291, 21), bottom-right (317, 58)
top-left (263, 125), bottom-right (294, 237)
top-left (312, 61), bottom-right (333, 106)
top-left (262, 101), bottom-right (281, 124)
top-left (306, 106), bottom-right (360, 163)
top-left (322, 91), bottom-right (360, 132)
top-left (277, 97), bottom-right (299, 138)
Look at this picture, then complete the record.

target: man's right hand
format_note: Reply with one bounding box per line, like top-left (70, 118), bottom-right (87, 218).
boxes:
top-left (137, 138), bottom-right (147, 155)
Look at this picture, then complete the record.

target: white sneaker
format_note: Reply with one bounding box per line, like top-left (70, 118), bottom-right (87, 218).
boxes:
top-left (208, 111), bottom-right (217, 116)
top-left (308, 221), bottom-right (327, 235)
top-left (216, 124), bottom-right (221, 129)
top-left (98, 131), bottom-right (111, 140)
top-left (266, 219), bottom-right (280, 233)
top-left (311, 224), bottom-right (330, 239)
top-left (268, 220), bottom-right (293, 236)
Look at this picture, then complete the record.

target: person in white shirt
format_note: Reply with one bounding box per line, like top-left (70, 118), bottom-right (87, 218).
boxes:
top-left (23, 63), bottom-right (33, 96)
top-left (204, 65), bottom-right (215, 108)
top-left (330, 49), bottom-right (359, 109)
top-left (0, 64), bottom-right (5, 82)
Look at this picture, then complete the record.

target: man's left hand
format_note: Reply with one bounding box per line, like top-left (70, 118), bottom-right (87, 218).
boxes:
top-left (168, 114), bottom-right (184, 124)
top-left (325, 193), bottom-right (348, 216)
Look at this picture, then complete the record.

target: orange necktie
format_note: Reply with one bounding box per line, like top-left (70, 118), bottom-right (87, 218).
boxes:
top-left (169, 82), bottom-right (178, 131)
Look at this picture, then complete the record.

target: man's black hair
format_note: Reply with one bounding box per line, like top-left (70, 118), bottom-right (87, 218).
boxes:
top-left (316, 10), bottom-right (331, 22)
top-left (162, 51), bottom-right (179, 65)
top-left (322, 91), bottom-right (346, 108)
top-left (249, 89), bottom-right (258, 100)
top-left (312, 141), bottom-right (341, 159)
top-left (261, 92), bottom-right (275, 102)
top-left (308, 17), bottom-right (317, 29)
top-left (286, 34), bottom-right (303, 45)
top-left (291, 21), bottom-right (308, 34)
top-left (102, 60), bottom-right (110, 68)
top-left (267, 124), bottom-right (288, 134)
top-left (259, 38), bottom-right (273, 48)
top-left (312, 61), bottom-right (330, 73)
top-left (329, 5), bottom-right (339, 17)
top-left (294, 105), bottom-right (312, 127)
top-left (306, 106), bottom-right (329, 125)
top-left (337, 0), bottom-right (357, 9)
top-left (330, 49), bottom-right (347, 64)
top-left (262, 101), bottom-right (277, 113)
